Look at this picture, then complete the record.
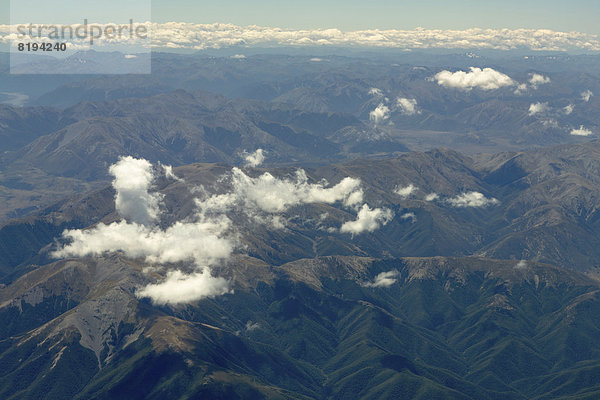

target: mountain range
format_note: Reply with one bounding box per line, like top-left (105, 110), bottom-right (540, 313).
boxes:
top-left (2, 48), bottom-right (600, 399)
top-left (2, 253), bottom-right (600, 399)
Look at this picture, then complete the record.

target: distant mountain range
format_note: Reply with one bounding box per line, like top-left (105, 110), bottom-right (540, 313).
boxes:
top-left (2, 52), bottom-right (600, 145)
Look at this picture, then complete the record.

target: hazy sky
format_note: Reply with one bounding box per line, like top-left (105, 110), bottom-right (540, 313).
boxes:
top-left (152, 0), bottom-right (600, 34)
top-left (3, 0), bottom-right (599, 35)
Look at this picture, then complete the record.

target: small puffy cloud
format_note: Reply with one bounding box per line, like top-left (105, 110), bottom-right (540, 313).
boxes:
top-left (447, 191), bottom-right (499, 208)
top-left (136, 270), bottom-right (232, 305)
top-left (424, 193), bottom-right (439, 202)
top-left (124, 54), bottom-right (137, 59)
top-left (226, 168), bottom-right (363, 213)
top-left (581, 90), bottom-right (594, 102)
top-left (563, 104), bottom-right (575, 115)
top-left (514, 83), bottom-right (528, 95)
top-left (309, 57), bottom-right (323, 62)
top-left (340, 204), bottom-right (394, 235)
top-left (570, 125), bottom-right (593, 136)
top-left (369, 87), bottom-right (383, 97)
top-left (433, 67), bottom-right (515, 91)
top-left (528, 102), bottom-right (550, 116)
top-left (395, 184), bottom-right (417, 199)
top-left (401, 212), bottom-right (417, 223)
top-left (369, 103), bottom-right (390, 125)
top-left (230, 54), bottom-right (246, 59)
top-left (528, 73), bottom-right (550, 88)
top-left (109, 156), bottom-right (161, 226)
top-left (162, 164), bottom-right (184, 183)
top-left (542, 119), bottom-right (559, 128)
top-left (515, 260), bottom-right (528, 270)
top-left (396, 98), bottom-right (419, 115)
top-left (245, 321), bottom-right (261, 331)
top-left (244, 149), bottom-right (265, 168)
top-left (363, 270), bottom-right (399, 288)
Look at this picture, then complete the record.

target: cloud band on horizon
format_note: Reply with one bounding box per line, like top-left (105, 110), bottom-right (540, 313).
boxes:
top-left (2, 23), bottom-right (600, 51)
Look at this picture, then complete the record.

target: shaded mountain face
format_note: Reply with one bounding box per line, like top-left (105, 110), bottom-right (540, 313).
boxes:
top-left (0, 105), bottom-right (71, 151)
top-left (1, 254), bottom-right (600, 400)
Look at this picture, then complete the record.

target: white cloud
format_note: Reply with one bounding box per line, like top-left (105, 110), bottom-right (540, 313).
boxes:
top-left (224, 168), bottom-right (364, 213)
top-left (136, 270), bottom-right (232, 305)
top-left (433, 67), bottom-right (515, 91)
top-left (51, 158), bottom-right (232, 305)
top-left (245, 321), bottom-right (261, 331)
top-left (309, 57), bottom-right (323, 62)
top-left (581, 90), bottom-right (594, 102)
top-left (514, 83), bottom-right (528, 95)
top-left (109, 156), bottom-right (161, 226)
top-left (363, 270), bottom-right (399, 288)
top-left (145, 26), bottom-right (594, 52)
top-left (528, 73), bottom-right (550, 88)
top-left (54, 171), bottom-right (235, 305)
top-left (528, 102), bottom-right (550, 116)
top-left (244, 149), bottom-right (265, 168)
top-left (53, 218), bottom-right (234, 266)
top-left (447, 191), bottom-right (499, 207)
top-left (370, 103), bottom-right (390, 124)
top-left (396, 98), bottom-right (419, 115)
top-left (53, 157), bottom-right (391, 304)
top-left (3, 24), bottom-right (600, 51)
top-left (395, 184), bottom-right (417, 198)
top-left (230, 54), bottom-right (246, 59)
top-left (401, 212), bottom-right (417, 223)
top-left (369, 87), bottom-right (383, 97)
top-left (124, 54), bottom-right (137, 59)
top-left (340, 204), bottom-right (394, 235)
top-left (162, 164), bottom-right (185, 183)
top-left (542, 119), bottom-right (559, 128)
top-left (515, 260), bottom-right (528, 270)
top-left (424, 193), bottom-right (439, 202)
top-left (563, 104), bottom-right (574, 115)
top-left (570, 125), bottom-right (593, 136)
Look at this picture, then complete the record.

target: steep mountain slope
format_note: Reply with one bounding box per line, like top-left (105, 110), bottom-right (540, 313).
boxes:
top-left (476, 143), bottom-right (600, 266)
top-left (0, 105), bottom-right (69, 151)
top-left (1, 255), bottom-right (600, 399)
